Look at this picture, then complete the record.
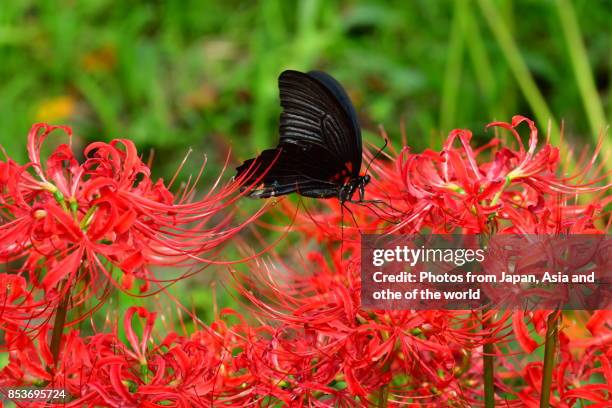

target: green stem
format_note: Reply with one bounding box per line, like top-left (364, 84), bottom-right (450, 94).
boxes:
top-left (376, 381), bottom-right (390, 408)
top-left (79, 205), bottom-right (98, 230)
top-left (50, 285), bottom-right (70, 366)
top-left (476, 0), bottom-right (562, 147)
top-left (555, 0), bottom-right (611, 181)
top-left (539, 311), bottom-right (559, 408)
top-left (482, 310), bottom-right (495, 408)
top-left (376, 336), bottom-right (393, 407)
top-left (490, 176), bottom-right (511, 207)
top-left (440, 0), bottom-right (466, 134)
top-left (462, 1), bottom-right (498, 118)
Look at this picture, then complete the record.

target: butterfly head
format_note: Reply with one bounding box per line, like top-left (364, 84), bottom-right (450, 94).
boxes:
top-left (339, 174), bottom-right (371, 203)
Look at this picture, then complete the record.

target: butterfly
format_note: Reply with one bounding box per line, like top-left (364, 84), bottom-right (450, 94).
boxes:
top-left (236, 70), bottom-right (372, 204)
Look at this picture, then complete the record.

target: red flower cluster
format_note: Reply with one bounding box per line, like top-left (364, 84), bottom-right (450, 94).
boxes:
top-left (1, 307), bottom-right (262, 407)
top-left (236, 244), bottom-right (499, 406)
top-left (0, 273), bottom-right (49, 342)
top-left (511, 320), bottom-right (612, 407)
top-left (0, 117), bottom-right (609, 407)
top-left (1, 123), bottom-right (255, 340)
top-left (233, 116), bottom-right (610, 405)
top-left (367, 116), bottom-right (609, 234)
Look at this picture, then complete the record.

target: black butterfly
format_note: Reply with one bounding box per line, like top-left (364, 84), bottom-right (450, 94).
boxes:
top-left (236, 70), bottom-right (370, 203)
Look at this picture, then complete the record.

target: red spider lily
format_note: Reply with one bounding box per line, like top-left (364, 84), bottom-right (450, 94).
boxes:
top-left (586, 310), bottom-right (612, 336)
top-left (234, 243), bottom-right (514, 405)
top-left (233, 116), bottom-right (609, 406)
top-left (0, 273), bottom-right (51, 339)
top-left (0, 123), bottom-right (259, 329)
top-left (0, 307), bottom-right (266, 408)
top-left (365, 115), bottom-right (609, 234)
top-left (511, 339), bottom-right (612, 407)
top-left (1, 116), bottom-right (609, 407)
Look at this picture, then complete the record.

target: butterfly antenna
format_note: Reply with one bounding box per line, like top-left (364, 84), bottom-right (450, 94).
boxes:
top-left (363, 134), bottom-right (389, 175)
top-left (340, 201), bottom-right (345, 260)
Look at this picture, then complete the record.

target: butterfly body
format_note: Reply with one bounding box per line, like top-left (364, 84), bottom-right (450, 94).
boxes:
top-left (236, 69), bottom-right (367, 203)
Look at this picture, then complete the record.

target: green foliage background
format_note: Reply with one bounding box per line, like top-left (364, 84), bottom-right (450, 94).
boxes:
top-left (0, 0), bottom-right (610, 325)
top-left (1, 0), bottom-right (609, 173)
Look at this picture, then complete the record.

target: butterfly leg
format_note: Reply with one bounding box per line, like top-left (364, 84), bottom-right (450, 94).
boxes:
top-left (359, 183), bottom-right (366, 201)
top-left (346, 199), bottom-right (402, 225)
top-left (342, 202), bottom-right (363, 234)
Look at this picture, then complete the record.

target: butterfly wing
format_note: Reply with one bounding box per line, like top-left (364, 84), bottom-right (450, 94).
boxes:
top-left (278, 70), bottom-right (362, 176)
top-left (236, 70), bottom-right (361, 198)
top-left (235, 144), bottom-right (343, 198)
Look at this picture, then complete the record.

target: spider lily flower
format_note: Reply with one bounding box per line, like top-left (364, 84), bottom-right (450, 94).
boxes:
top-left (0, 123), bottom-right (258, 324)
top-left (234, 244), bottom-right (505, 405)
top-left (362, 116), bottom-right (610, 234)
top-left (0, 273), bottom-right (51, 343)
top-left (512, 345), bottom-right (612, 407)
top-left (1, 116), bottom-right (608, 406)
top-left (0, 307), bottom-right (263, 407)
top-left (235, 116), bottom-right (609, 405)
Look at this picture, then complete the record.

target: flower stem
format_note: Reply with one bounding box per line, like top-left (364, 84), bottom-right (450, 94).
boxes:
top-left (376, 338), bottom-right (393, 407)
top-left (539, 311), bottom-right (559, 408)
top-left (476, 0), bottom-right (561, 147)
top-left (376, 382), bottom-right (390, 408)
top-left (482, 310), bottom-right (495, 407)
top-left (50, 285), bottom-right (71, 366)
top-left (440, 0), bottom-right (466, 133)
top-left (556, 0), bottom-right (609, 164)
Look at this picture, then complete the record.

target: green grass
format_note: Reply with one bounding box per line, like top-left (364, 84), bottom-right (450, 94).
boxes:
top-left (0, 0), bottom-right (609, 172)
